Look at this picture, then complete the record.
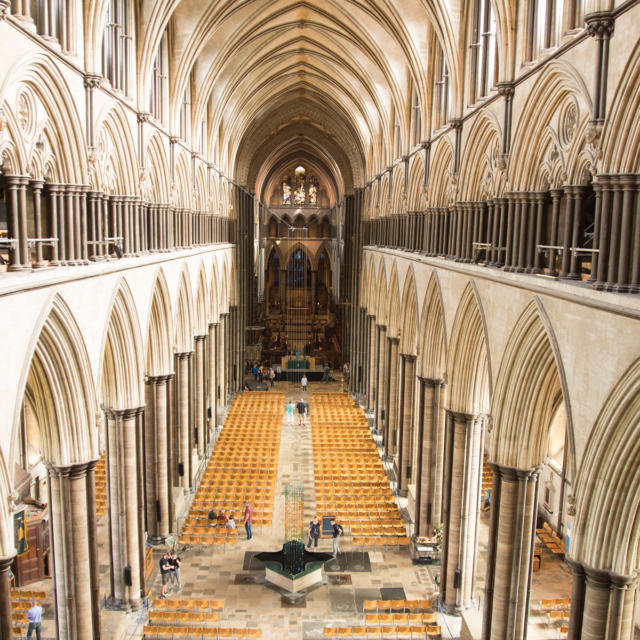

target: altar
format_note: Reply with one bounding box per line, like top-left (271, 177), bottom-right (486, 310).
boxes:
top-left (282, 356), bottom-right (316, 370)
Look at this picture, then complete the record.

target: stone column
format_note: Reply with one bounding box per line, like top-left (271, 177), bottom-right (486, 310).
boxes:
top-left (396, 354), bottom-right (416, 496)
top-left (384, 336), bottom-right (400, 459)
top-left (375, 325), bottom-right (387, 434)
top-left (367, 315), bottom-right (377, 411)
top-left (31, 180), bottom-right (46, 268)
top-left (145, 374), bottom-right (172, 542)
top-left (48, 461), bottom-right (101, 639)
top-left (175, 353), bottom-right (192, 490)
top-left (194, 335), bottom-right (207, 459)
top-left (5, 175), bottom-right (30, 270)
top-left (482, 463), bottom-right (540, 640)
top-left (441, 411), bottom-right (484, 613)
top-left (415, 378), bottom-right (445, 536)
top-left (105, 408), bottom-right (145, 610)
top-left (0, 552), bottom-right (17, 640)
top-left (218, 314), bottom-right (227, 408)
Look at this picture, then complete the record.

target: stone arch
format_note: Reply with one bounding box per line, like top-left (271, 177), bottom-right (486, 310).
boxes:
top-left (427, 137), bottom-right (455, 206)
top-left (194, 163), bottom-right (207, 211)
top-left (509, 60), bottom-right (592, 190)
top-left (145, 269), bottom-right (174, 376)
top-left (601, 39), bottom-right (640, 173)
top-left (94, 102), bottom-right (138, 194)
top-left (17, 294), bottom-right (98, 465)
top-left (174, 150), bottom-right (192, 208)
top-left (406, 152), bottom-right (426, 211)
top-left (175, 267), bottom-right (195, 352)
top-left (572, 357), bottom-right (640, 575)
top-left (399, 267), bottom-right (419, 356)
top-left (490, 299), bottom-right (575, 475)
top-left (100, 279), bottom-right (145, 409)
top-left (458, 110), bottom-right (503, 200)
top-left (194, 262), bottom-right (209, 335)
top-left (0, 452), bottom-right (12, 556)
top-left (417, 273), bottom-right (447, 380)
top-left (379, 172), bottom-right (391, 217)
top-left (446, 282), bottom-right (491, 415)
top-left (0, 53), bottom-right (87, 182)
top-left (145, 133), bottom-right (170, 203)
top-left (363, 255), bottom-right (377, 312)
top-left (386, 264), bottom-right (401, 338)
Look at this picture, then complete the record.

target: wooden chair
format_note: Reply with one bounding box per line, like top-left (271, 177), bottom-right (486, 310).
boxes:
top-left (364, 614), bottom-right (379, 625)
top-left (377, 600), bottom-right (392, 612)
top-left (410, 625), bottom-right (427, 639)
top-left (380, 626), bottom-right (397, 640)
top-left (422, 613), bottom-right (437, 624)
top-left (323, 627), bottom-right (338, 638)
top-left (246, 629), bottom-right (262, 639)
top-left (427, 625), bottom-right (441, 639)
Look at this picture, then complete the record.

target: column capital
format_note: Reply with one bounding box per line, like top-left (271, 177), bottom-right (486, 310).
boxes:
top-left (48, 458), bottom-right (99, 479)
top-left (83, 73), bottom-right (102, 90)
top-left (447, 408), bottom-right (487, 423)
top-left (400, 353), bottom-right (417, 362)
top-left (585, 11), bottom-right (614, 39)
top-left (105, 406), bottom-right (144, 420)
top-left (175, 351), bottom-right (193, 360)
top-left (0, 551), bottom-right (17, 568)
top-left (496, 81), bottom-right (515, 98)
top-left (194, 334), bottom-right (207, 343)
top-left (208, 322), bottom-right (220, 329)
top-left (376, 324), bottom-right (387, 331)
top-left (146, 373), bottom-right (174, 384)
top-left (488, 460), bottom-right (542, 482)
top-left (387, 336), bottom-right (400, 345)
top-left (367, 313), bottom-right (376, 320)
top-left (417, 376), bottom-right (445, 386)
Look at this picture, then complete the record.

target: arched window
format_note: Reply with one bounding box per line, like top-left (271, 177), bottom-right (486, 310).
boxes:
top-left (179, 80), bottom-right (191, 141)
top-left (282, 176), bottom-right (292, 204)
top-left (468, 0), bottom-right (498, 103)
top-left (35, 0), bottom-right (69, 50)
top-left (150, 30), bottom-right (168, 122)
top-left (411, 87), bottom-right (422, 146)
top-left (525, 0), bottom-right (584, 61)
top-left (294, 166), bottom-right (306, 204)
top-left (286, 249), bottom-right (311, 287)
top-left (434, 44), bottom-right (449, 129)
top-left (102, 0), bottom-right (132, 94)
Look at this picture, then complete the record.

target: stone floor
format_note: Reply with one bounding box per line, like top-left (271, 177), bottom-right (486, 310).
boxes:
top-left (12, 375), bottom-right (573, 639)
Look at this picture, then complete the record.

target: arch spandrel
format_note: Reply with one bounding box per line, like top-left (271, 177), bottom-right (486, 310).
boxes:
top-left (572, 357), bottom-right (640, 575)
top-left (446, 282), bottom-right (491, 415)
top-left (427, 137), bottom-right (455, 206)
top-left (490, 299), bottom-right (574, 475)
top-left (194, 261), bottom-right (210, 336)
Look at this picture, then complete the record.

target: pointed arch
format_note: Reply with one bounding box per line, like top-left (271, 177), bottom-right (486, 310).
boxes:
top-left (175, 267), bottom-right (195, 352)
top-left (100, 280), bottom-right (145, 409)
top-left (446, 283), bottom-right (491, 415)
top-left (145, 269), bottom-right (174, 376)
top-left (399, 267), bottom-right (419, 355)
top-left (146, 132), bottom-right (170, 203)
top-left (572, 358), bottom-right (640, 575)
top-left (209, 260), bottom-right (220, 323)
top-left (491, 299), bottom-right (574, 474)
top-left (19, 295), bottom-right (97, 465)
top-left (0, 451), bottom-right (12, 555)
top-left (427, 137), bottom-right (455, 206)
top-left (406, 152), bottom-right (426, 211)
top-left (417, 273), bottom-right (447, 380)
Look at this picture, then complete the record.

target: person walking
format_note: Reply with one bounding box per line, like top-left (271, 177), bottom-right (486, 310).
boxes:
top-left (296, 397), bottom-right (307, 425)
top-left (330, 518), bottom-right (343, 555)
top-left (159, 552), bottom-right (172, 598)
top-left (286, 400), bottom-right (295, 424)
top-left (321, 363), bottom-right (330, 383)
top-left (170, 551), bottom-right (182, 592)
top-left (301, 374), bottom-right (308, 391)
top-left (26, 599), bottom-right (43, 640)
top-left (307, 516), bottom-right (321, 549)
top-left (269, 367), bottom-right (275, 387)
top-left (275, 363), bottom-right (282, 382)
top-left (243, 501), bottom-right (254, 540)
top-left (252, 363), bottom-right (258, 380)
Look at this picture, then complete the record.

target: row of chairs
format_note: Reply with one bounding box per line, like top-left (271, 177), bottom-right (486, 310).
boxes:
top-left (539, 598), bottom-right (571, 610)
top-left (143, 626), bottom-right (262, 638)
top-left (95, 453), bottom-right (108, 516)
top-left (149, 611), bottom-right (221, 624)
top-left (152, 599), bottom-right (224, 611)
top-left (364, 614), bottom-right (438, 625)
top-left (323, 625), bottom-right (441, 639)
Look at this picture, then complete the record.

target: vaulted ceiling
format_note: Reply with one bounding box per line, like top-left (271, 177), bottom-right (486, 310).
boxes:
top-left (137, 0), bottom-right (461, 205)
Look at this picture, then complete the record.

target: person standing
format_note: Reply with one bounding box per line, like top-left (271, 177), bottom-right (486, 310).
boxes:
top-left (269, 367), bottom-right (275, 387)
top-left (301, 374), bottom-right (308, 391)
top-left (252, 363), bottom-right (258, 380)
top-left (330, 518), bottom-right (343, 555)
top-left (307, 516), bottom-right (321, 549)
top-left (159, 552), bottom-right (172, 598)
top-left (321, 364), bottom-right (330, 383)
top-left (275, 363), bottom-right (282, 382)
top-left (243, 501), bottom-right (254, 540)
top-left (170, 551), bottom-right (182, 592)
top-left (26, 599), bottom-right (43, 640)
